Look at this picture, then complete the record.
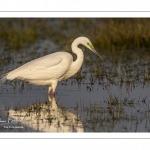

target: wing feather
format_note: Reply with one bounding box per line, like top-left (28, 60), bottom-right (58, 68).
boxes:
top-left (7, 52), bottom-right (73, 81)
top-left (19, 53), bottom-right (62, 70)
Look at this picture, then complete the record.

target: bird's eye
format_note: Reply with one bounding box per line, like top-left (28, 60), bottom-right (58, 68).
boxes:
top-left (87, 42), bottom-right (94, 49)
top-left (87, 42), bottom-right (90, 46)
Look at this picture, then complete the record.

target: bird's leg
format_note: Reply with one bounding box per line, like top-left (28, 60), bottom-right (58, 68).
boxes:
top-left (48, 86), bottom-right (52, 95)
top-left (51, 81), bottom-right (58, 97)
top-left (52, 92), bottom-right (55, 97)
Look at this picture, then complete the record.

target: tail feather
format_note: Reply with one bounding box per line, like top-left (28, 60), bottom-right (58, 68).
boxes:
top-left (0, 73), bottom-right (8, 86)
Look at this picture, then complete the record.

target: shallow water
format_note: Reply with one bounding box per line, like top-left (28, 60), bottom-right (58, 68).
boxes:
top-left (1, 70), bottom-right (150, 132)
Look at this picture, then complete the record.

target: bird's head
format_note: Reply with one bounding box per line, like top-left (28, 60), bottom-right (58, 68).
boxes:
top-left (81, 37), bottom-right (103, 60)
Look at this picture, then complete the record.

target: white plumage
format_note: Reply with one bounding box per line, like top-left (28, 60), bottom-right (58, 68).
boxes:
top-left (0, 37), bottom-right (102, 96)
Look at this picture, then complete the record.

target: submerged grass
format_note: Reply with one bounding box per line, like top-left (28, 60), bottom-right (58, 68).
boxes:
top-left (73, 95), bottom-right (150, 132)
top-left (1, 94), bottom-right (149, 132)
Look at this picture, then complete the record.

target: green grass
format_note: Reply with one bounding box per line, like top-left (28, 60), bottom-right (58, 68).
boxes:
top-left (0, 18), bottom-right (64, 50)
top-left (1, 18), bottom-right (150, 51)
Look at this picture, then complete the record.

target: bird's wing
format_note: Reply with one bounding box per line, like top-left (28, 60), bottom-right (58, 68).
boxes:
top-left (22, 54), bottom-right (63, 70)
top-left (8, 52), bottom-right (72, 81)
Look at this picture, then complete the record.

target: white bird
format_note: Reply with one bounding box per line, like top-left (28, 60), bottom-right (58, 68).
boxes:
top-left (0, 37), bottom-right (103, 96)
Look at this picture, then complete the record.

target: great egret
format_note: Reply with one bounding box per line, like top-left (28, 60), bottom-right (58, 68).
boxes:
top-left (0, 37), bottom-right (102, 96)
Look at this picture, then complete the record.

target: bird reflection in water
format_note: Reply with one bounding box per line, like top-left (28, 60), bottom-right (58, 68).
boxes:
top-left (8, 95), bottom-right (84, 132)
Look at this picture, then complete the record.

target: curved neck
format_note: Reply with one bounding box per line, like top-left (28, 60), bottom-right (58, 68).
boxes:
top-left (71, 38), bottom-right (84, 62)
top-left (71, 37), bottom-right (81, 49)
top-left (70, 47), bottom-right (84, 77)
top-left (64, 41), bottom-right (84, 79)
top-left (71, 40), bottom-right (84, 65)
